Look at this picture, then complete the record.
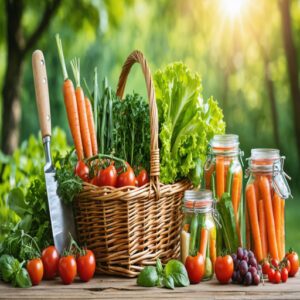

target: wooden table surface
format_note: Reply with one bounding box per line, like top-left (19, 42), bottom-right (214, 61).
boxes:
top-left (1, 274), bottom-right (300, 300)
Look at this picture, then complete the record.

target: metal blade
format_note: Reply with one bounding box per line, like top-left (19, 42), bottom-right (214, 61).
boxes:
top-left (45, 171), bottom-right (77, 254)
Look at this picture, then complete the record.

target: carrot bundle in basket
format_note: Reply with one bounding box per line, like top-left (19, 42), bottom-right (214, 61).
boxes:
top-left (56, 34), bottom-right (84, 161)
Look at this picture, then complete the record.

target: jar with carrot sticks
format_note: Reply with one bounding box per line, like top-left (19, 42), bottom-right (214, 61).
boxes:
top-left (180, 190), bottom-right (218, 281)
top-left (204, 134), bottom-right (244, 253)
top-left (245, 149), bottom-right (291, 263)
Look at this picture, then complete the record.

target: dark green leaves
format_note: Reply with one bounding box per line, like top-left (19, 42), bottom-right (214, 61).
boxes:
top-left (8, 188), bottom-right (29, 217)
top-left (13, 268), bottom-right (32, 288)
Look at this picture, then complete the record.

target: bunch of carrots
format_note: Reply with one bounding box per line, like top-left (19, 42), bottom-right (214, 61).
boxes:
top-left (246, 175), bottom-right (285, 263)
top-left (205, 153), bottom-right (243, 246)
top-left (56, 34), bottom-right (98, 161)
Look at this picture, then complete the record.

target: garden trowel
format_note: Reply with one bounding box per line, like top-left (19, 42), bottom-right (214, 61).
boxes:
top-left (32, 49), bottom-right (77, 254)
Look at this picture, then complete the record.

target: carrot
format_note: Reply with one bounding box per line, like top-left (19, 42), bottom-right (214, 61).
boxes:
top-left (210, 238), bottom-right (216, 269)
top-left (85, 97), bottom-right (98, 155)
top-left (199, 228), bottom-right (208, 258)
top-left (246, 206), bottom-right (251, 249)
top-left (258, 199), bottom-right (268, 259)
top-left (246, 184), bottom-right (263, 262)
top-left (216, 157), bottom-right (225, 199)
top-left (281, 199), bottom-right (285, 258)
top-left (273, 193), bottom-right (283, 260)
top-left (70, 58), bottom-right (93, 158)
top-left (183, 223), bottom-right (190, 232)
top-left (56, 34), bottom-right (84, 161)
top-left (232, 171), bottom-right (242, 216)
top-left (259, 176), bottom-right (279, 260)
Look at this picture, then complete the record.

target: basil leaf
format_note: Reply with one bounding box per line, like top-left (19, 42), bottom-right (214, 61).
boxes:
top-left (156, 258), bottom-right (163, 275)
top-left (14, 268), bottom-right (32, 288)
top-left (0, 255), bottom-right (20, 282)
top-left (171, 273), bottom-right (190, 287)
top-left (163, 275), bottom-right (175, 290)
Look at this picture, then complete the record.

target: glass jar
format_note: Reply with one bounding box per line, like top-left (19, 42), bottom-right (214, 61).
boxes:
top-left (204, 134), bottom-right (244, 250)
top-left (180, 189), bottom-right (217, 281)
top-left (245, 149), bottom-right (291, 262)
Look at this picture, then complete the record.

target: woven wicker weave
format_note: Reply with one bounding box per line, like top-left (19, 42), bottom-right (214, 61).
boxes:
top-left (74, 50), bottom-right (192, 277)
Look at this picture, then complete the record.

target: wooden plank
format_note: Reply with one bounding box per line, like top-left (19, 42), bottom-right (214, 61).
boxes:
top-left (0, 275), bottom-right (300, 300)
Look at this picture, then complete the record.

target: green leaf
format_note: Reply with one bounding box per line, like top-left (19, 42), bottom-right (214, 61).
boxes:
top-left (170, 273), bottom-right (189, 287)
top-left (156, 258), bottom-right (164, 275)
top-left (162, 275), bottom-right (175, 289)
top-left (13, 268), bottom-right (32, 288)
top-left (8, 188), bottom-right (28, 217)
top-left (17, 215), bottom-right (32, 232)
top-left (0, 255), bottom-right (20, 282)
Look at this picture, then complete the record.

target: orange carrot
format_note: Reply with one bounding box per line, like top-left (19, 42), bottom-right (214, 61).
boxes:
top-left (183, 224), bottom-right (190, 232)
top-left (273, 193), bottom-right (283, 260)
top-left (259, 176), bottom-right (279, 260)
top-left (246, 206), bottom-right (251, 249)
top-left (232, 171), bottom-right (242, 216)
top-left (210, 238), bottom-right (216, 269)
top-left (71, 58), bottom-right (93, 158)
top-left (216, 157), bottom-right (225, 199)
top-left (246, 184), bottom-right (263, 262)
top-left (258, 199), bottom-right (268, 259)
top-left (199, 228), bottom-right (208, 258)
top-left (281, 199), bottom-right (285, 258)
top-left (56, 35), bottom-right (84, 161)
top-left (85, 97), bottom-right (98, 155)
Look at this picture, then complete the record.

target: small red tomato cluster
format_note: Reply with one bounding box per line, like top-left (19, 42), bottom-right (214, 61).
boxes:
top-left (262, 249), bottom-right (299, 284)
top-left (75, 160), bottom-right (149, 188)
top-left (26, 245), bottom-right (96, 286)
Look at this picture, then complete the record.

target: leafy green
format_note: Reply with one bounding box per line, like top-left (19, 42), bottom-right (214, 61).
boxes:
top-left (217, 192), bottom-right (239, 254)
top-left (154, 62), bottom-right (225, 184)
top-left (13, 268), bottom-right (32, 288)
top-left (162, 275), bottom-right (175, 289)
top-left (137, 266), bottom-right (158, 287)
top-left (164, 259), bottom-right (189, 287)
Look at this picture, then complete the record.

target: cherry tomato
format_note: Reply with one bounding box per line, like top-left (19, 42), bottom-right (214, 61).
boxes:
top-left (285, 249), bottom-right (299, 277)
top-left (281, 267), bottom-right (288, 283)
top-left (136, 169), bottom-right (149, 187)
top-left (76, 250), bottom-right (96, 282)
top-left (185, 253), bottom-right (205, 284)
top-left (41, 246), bottom-right (60, 279)
top-left (97, 165), bottom-right (117, 187)
top-left (262, 261), bottom-right (271, 275)
top-left (27, 258), bottom-right (44, 285)
top-left (271, 258), bottom-right (279, 268)
top-left (215, 255), bottom-right (234, 284)
top-left (75, 161), bottom-right (89, 182)
top-left (59, 255), bottom-right (77, 285)
top-left (116, 164), bottom-right (136, 187)
top-left (273, 270), bottom-right (281, 284)
top-left (286, 259), bottom-right (291, 273)
top-left (268, 268), bottom-right (275, 282)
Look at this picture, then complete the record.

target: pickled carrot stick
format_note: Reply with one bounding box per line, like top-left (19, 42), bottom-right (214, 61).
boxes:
top-left (216, 157), bottom-right (225, 199)
top-left (246, 206), bottom-right (251, 249)
top-left (258, 199), bottom-right (268, 259)
top-left (259, 176), bottom-right (279, 260)
top-left (281, 199), bottom-right (285, 258)
top-left (246, 184), bottom-right (263, 262)
top-left (273, 193), bottom-right (282, 260)
top-left (205, 165), bottom-right (215, 190)
top-left (199, 228), bottom-right (208, 258)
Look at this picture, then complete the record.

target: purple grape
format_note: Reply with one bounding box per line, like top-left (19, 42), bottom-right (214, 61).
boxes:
top-left (234, 258), bottom-right (240, 270)
top-left (232, 271), bottom-right (237, 282)
top-left (239, 260), bottom-right (248, 276)
top-left (249, 257), bottom-right (257, 268)
top-left (244, 272), bottom-right (252, 286)
top-left (243, 249), bottom-right (248, 257)
top-left (248, 250), bottom-right (254, 259)
top-left (237, 247), bottom-right (244, 260)
top-left (236, 271), bottom-right (243, 284)
top-left (253, 273), bottom-right (260, 285)
top-left (231, 253), bottom-right (237, 261)
top-left (243, 255), bottom-right (249, 262)
top-left (248, 266), bottom-right (257, 277)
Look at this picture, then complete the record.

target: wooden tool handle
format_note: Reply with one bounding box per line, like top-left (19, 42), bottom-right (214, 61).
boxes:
top-left (32, 50), bottom-right (51, 138)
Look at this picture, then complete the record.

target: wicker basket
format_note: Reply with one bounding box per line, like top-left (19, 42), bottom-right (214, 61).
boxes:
top-left (74, 50), bottom-right (192, 277)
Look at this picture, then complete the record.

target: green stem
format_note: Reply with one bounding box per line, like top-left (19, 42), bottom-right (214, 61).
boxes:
top-left (70, 58), bottom-right (81, 88)
top-left (21, 231), bottom-right (41, 256)
top-left (55, 34), bottom-right (68, 80)
top-left (211, 172), bottom-right (216, 199)
top-left (93, 67), bottom-right (98, 137)
top-left (85, 153), bottom-right (126, 166)
top-left (226, 160), bottom-right (234, 194)
top-left (101, 88), bottom-right (108, 153)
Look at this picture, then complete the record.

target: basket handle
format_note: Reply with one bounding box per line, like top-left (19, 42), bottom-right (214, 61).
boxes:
top-left (116, 50), bottom-right (160, 187)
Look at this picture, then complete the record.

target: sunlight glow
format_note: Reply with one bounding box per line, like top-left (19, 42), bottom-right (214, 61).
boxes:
top-left (221, 0), bottom-right (247, 18)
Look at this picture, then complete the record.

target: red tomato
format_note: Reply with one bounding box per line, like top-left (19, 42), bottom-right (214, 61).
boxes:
top-left (273, 270), bottom-right (281, 284)
top-left (116, 164), bottom-right (136, 187)
top-left (185, 253), bottom-right (205, 284)
top-left (285, 249), bottom-right (299, 277)
top-left (27, 258), bottom-right (44, 285)
top-left (136, 169), bottom-right (149, 187)
top-left (262, 261), bottom-right (271, 275)
top-left (286, 259), bottom-right (291, 273)
top-left (41, 246), bottom-right (60, 279)
top-left (76, 250), bottom-right (96, 282)
top-left (271, 258), bottom-right (279, 268)
top-left (268, 268), bottom-right (275, 283)
top-left (281, 267), bottom-right (288, 283)
top-left (215, 255), bottom-right (234, 284)
top-left (59, 255), bottom-right (77, 285)
top-left (75, 161), bottom-right (89, 182)
top-left (97, 165), bottom-right (117, 187)
top-left (90, 176), bottom-right (98, 186)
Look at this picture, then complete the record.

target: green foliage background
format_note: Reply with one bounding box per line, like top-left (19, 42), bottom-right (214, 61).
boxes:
top-left (0, 0), bottom-right (299, 253)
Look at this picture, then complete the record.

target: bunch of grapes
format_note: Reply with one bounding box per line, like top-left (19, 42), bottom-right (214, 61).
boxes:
top-left (231, 247), bottom-right (262, 286)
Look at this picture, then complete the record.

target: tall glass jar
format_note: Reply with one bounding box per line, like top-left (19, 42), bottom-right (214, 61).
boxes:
top-left (180, 190), bottom-right (217, 281)
top-left (204, 134), bottom-right (244, 251)
top-left (245, 149), bottom-right (291, 262)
